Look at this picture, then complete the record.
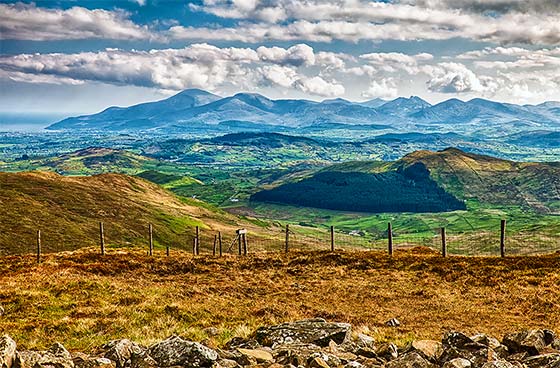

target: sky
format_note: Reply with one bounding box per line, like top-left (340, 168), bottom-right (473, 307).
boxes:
top-left (0, 0), bottom-right (559, 114)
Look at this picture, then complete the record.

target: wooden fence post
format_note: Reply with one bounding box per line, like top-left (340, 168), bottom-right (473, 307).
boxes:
top-left (500, 219), bottom-right (506, 257)
top-left (213, 235), bottom-right (217, 256)
top-left (285, 224), bottom-right (289, 253)
top-left (218, 231), bottom-right (223, 257)
top-left (441, 227), bottom-right (447, 257)
top-left (148, 224), bottom-right (153, 256)
top-left (238, 233), bottom-right (242, 255)
top-left (330, 226), bottom-right (335, 252)
top-left (388, 222), bottom-right (393, 256)
top-left (166, 245), bottom-right (170, 257)
top-left (99, 222), bottom-right (105, 256)
top-left (36, 230), bottom-right (41, 264)
top-left (195, 226), bottom-right (200, 255)
top-left (192, 238), bottom-right (196, 255)
top-left (243, 234), bottom-right (248, 255)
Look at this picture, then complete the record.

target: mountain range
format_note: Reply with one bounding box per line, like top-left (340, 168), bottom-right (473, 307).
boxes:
top-left (47, 89), bottom-right (560, 135)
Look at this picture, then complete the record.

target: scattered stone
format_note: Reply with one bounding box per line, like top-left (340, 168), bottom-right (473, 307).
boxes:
top-left (0, 335), bottom-right (16, 368)
top-left (255, 319), bottom-right (351, 348)
top-left (16, 343), bottom-right (75, 368)
top-left (307, 356), bottom-right (329, 368)
top-left (385, 318), bottom-right (401, 327)
top-left (147, 335), bottom-right (218, 368)
top-left (215, 358), bottom-right (240, 368)
top-left (410, 340), bottom-right (443, 362)
top-left (102, 339), bottom-right (145, 368)
top-left (442, 358), bottom-right (471, 368)
top-left (73, 355), bottom-right (115, 368)
top-left (480, 362), bottom-right (515, 368)
top-left (386, 352), bottom-right (433, 367)
top-left (503, 330), bottom-right (548, 356)
top-left (376, 342), bottom-right (398, 361)
top-left (523, 353), bottom-right (560, 368)
top-left (236, 348), bottom-right (273, 364)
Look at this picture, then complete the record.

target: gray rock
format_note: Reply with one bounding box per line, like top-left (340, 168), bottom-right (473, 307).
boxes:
top-left (255, 319), bottom-right (351, 348)
top-left (102, 339), bottom-right (145, 368)
top-left (503, 330), bottom-right (547, 356)
top-left (442, 358), bottom-right (471, 368)
top-left (376, 343), bottom-right (398, 361)
top-left (409, 340), bottom-right (443, 362)
top-left (15, 344), bottom-right (74, 368)
top-left (386, 352), bottom-right (433, 367)
top-left (215, 359), bottom-right (240, 368)
top-left (0, 336), bottom-right (16, 368)
top-left (523, 353), bottom-right (560, 368)
top-left (73, 355), bottom-right (115, 368)
top-left (146, 336), bottom-right (218, 368)
top-left (480, 362), bottom-right (515, 368)
top-left (385, 318), bottom-right (401, 327)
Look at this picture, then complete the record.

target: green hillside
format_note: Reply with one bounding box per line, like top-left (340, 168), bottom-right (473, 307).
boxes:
top-left (251, 148), bottom-right (560, 214)
top-left (397, 148), bottom-right (560, 213)
top-left (0, 171), bottom-right (271, 255)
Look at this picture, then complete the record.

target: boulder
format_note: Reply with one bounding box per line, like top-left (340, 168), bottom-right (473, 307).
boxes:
top-left (102, 339), bottom-right (145, 368)
top-left (16, 343), bottom-right (74, 368)
top-left (236, 348), bottom-right (273, 365)
top-left (386, 352), bottom-right (433, 367)
top-left (146, 336), bottom-right (218, 368)
top-left (503, 330), bottom-right (547, 356)
top-left (523, 353), bottom-right (560, 368)
top-left (255, 319), bottom-right (351, 348)
top-left (480, 362), bottom-right (515, 368)
top-left (410, 340), bottom-right (443, 362)
top-left (73, 355), bottom-right (115, 368)
top-left (442, 358), bottom-right (471, 368)
top-left (0, 335), bottom-right (16, 368)
top-left (375, 343), bottom-right (398, 361)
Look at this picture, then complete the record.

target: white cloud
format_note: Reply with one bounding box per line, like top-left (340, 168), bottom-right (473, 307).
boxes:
top-left (187, 0), bottom-right (560, 45)
top-left (362, 79), bottom-right (399, 99)
top-left (294, 76), bottom-right (345, 97)
top-left (426, 62), bottom-right (497, 93)
top-left (0, 2), bottom-right (155, 41)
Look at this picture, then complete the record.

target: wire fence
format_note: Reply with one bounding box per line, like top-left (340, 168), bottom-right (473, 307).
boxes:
top-left (1, 220), bottom-right (559, 258)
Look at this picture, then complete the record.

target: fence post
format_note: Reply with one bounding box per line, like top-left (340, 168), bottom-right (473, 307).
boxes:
top-left (238, 233), bottom-right (242, 255)
top-left (330, 226), bottom-right (335, 252)
top-left (388, 222), bottom-right (393, 256)
top-left (500, 219), bottom-right (506, 257)
top-left (441, 227), bottom-right (447, 257)
top-left (218, 231), bottom-right (223, 257)
top-left (192, 238), bottom-right (196, 255)
top-left (195, 226), bottom-right (200, 255)
top-left (148, 224), bottom-right (153, 256)
top-left (213, 235), bottom-right (217, 256)
top-left (243, 234), bottom-right (248, 255)
top-left (99, 222), bottom-right (105, 256)
top-left (36, 230), bottom-right (41, 264)
top-left (166, 245), bottom-right (170, 257)
top-left (285, 224), bottom-right (289, 253)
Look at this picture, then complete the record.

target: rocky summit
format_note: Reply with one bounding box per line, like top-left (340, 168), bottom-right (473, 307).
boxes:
top-left (1, 319), bottom-right (559, 368)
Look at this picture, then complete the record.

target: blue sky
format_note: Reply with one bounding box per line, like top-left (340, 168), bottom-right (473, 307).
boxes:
top-left (1, 0), bottom-right (559, 114)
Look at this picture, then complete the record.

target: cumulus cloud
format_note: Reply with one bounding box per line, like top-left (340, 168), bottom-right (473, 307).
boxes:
top-left (185, 0), bottom-right (560, 45)
top-left (426, 62), bottom-right (497, 93)
top-left (294, 76), bottom-right (345, 97)
top-left (362, 79), bottom-right (399, 99)
top-left (0, 43), bottom-right (348, 97)
top-left (0, 2), bottom-right (155, 41)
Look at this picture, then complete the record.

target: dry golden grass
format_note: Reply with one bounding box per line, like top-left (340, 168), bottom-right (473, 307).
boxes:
top-left (0, 247), bottom-right (559, 352)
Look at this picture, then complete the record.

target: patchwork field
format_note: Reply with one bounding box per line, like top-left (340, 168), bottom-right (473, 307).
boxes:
top-left (1, 248), bottom-right (558, 352)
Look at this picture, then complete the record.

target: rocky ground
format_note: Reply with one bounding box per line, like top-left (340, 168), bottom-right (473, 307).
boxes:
top-left (1, 319), bottom-right (559, 368)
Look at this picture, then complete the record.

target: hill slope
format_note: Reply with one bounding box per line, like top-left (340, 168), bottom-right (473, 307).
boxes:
top-left (397, 148), bottom-right (560, 213)
top-left (252, 148), bottom-right (560, 214)
top-left (0, 172), bottom-right (267, 255)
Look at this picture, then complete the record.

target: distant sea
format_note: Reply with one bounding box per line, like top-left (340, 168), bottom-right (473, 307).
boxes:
top-left (0, 113), bottom-right (71, 132)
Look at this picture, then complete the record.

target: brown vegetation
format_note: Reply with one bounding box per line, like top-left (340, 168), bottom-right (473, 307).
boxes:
top-left (0, 247), bottom-right (558, 352)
